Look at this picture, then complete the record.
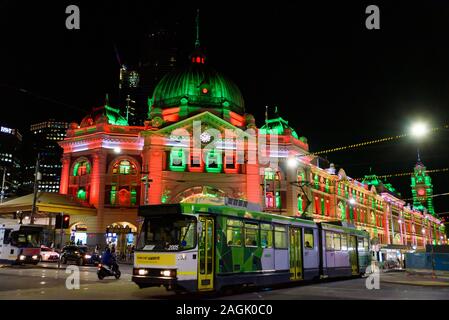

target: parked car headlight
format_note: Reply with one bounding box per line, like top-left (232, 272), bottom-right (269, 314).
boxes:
top-left (32, 255), bottom-right (39, 260)
top-left (84, 255), bottom-right (92, 259)
top-left (19, 255), bottom-right (26, 261)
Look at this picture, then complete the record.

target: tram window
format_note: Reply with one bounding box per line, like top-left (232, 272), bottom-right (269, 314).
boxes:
top-left (325, 232), bottom-right (334, 250)
top-left (341, 234), bottom-right (348, 250)
top-left (260, 224), bottom-right (273, 248)
top-left (274, 225), bottom-right (287, 249)
top-left (333, 233), bottom-right (341, 250)
top-left (358, 238), bottom-right (364, 251)
top-left (304, 229), bottom-right (314, 249)
top-left (364, 238), bottom-right (369, 251)
top-left (226, 219), bottom-right (243, 246)
top-left (244, 223), bottom-right (259, 247)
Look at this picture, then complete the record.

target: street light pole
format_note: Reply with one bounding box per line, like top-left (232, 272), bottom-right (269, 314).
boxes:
top-left (30, 153), bottom-right (41, 225)
top-left (0, 167), bottom-right (6, 204)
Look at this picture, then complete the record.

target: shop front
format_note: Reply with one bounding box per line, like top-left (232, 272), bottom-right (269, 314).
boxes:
top-left (105, 223), bottom-right (137, 257)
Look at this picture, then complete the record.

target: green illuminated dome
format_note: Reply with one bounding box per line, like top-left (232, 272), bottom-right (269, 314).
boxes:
top-left (260, 116), bottom-right (299, 139)
top-left (150, 55), bottom-right (245, 116)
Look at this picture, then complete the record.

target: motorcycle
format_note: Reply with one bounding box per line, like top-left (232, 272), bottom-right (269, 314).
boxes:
top-left (97, 261), bottom-right (121, 280)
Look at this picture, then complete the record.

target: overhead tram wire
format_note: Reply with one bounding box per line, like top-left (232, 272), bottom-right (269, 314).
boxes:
top-left (0, 84), bottom-right (87, 115)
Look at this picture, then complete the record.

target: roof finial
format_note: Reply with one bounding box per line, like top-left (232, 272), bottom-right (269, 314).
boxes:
top-left (195, 9), bottom-right (200, 48)
top-left (265, 106), bottom-right (269, 125)
top-left (417, 147), bottom-right (421, 163)
top-left (105, 93), bottom-right (109, 106)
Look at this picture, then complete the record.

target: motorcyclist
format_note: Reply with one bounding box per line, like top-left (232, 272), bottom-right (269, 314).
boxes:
top-left (102, 247), bottom-right (113, 269)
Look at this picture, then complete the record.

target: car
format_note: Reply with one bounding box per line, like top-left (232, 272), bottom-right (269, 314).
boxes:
top-left (60, 245), bottom-right (101, 266)
top-left (39, 246), bottom-right (60, 262)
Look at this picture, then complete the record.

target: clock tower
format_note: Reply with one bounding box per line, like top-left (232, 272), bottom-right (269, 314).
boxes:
top-left (411, 156), bottom-right (435, 216)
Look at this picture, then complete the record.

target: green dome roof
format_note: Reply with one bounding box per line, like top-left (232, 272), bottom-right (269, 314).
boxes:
top-left (259, 116), bottom-right (299, 139)
top-left (150, 62), bottom-right (245, 115)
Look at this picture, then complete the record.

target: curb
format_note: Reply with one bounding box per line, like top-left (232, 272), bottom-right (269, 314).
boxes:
top-left (381, 279), bottom-right (449, 287)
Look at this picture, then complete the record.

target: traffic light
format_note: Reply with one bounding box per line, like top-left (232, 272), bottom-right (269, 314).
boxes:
top-left (55, 214), bottom-right (70, 229)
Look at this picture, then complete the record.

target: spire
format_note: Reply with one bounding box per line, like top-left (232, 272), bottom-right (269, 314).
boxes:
top-left (265, 106), bottom-right (269, 125)
top-left (417, 147), bottom-right (421, 163)
top-left (105, 93), bottom-right (109, 106)
top-left (195, 9), bottom-right (200, 48)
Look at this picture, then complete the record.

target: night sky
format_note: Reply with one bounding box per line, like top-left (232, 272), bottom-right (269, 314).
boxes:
top-left (0, 1), bottom-right (448, 213)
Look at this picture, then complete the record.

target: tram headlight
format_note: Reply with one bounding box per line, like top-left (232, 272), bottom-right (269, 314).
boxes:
top-left (138, 269), bottom-right (148, 276)
top-left (19, 255), bottom-right (26, 261)
top-left (161, 270), bottom-right (172, 277)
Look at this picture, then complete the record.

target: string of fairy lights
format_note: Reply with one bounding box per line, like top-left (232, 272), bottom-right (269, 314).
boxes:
top-left (354, 167), bottom-right (449, 181)
top-left (309, 124), bottom-right (447, 156)
top-left (401, 192), bottom-right (449, 202)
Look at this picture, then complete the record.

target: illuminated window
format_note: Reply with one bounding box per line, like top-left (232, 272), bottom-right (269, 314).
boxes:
top-left (205, 149), bottom-right (222, 173)
top-left (131, 188), bottom-right (137, 206)
top-left (265, 192), bottom-right (274, 208)
top-left (110, 185), bottom-right (117, 205)
top-left (73, 160), bottom-right (90, 176)
top-left (304, 229), bottom-right (314, 249)
top-left (112, 160), bottom-right (137, 175)
top-left (169, 149), bottom-right (186, 172)
top-left (226, 219), bottom-right (243, 246)
top-left (275, 191), bottom-right (281, 209)
top-left (77, 188), bottom-right (87, 201)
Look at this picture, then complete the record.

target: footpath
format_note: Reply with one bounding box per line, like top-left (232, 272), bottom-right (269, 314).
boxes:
top-left (381, 269), bottom-right (449, 287)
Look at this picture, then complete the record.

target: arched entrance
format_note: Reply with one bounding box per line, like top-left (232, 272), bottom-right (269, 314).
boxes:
top-left (70, 223), bottom-right (88, 245)
top-left (171, 186), bottom-right (226, 204)
top-left (105, 222), bottom-right (137, 258)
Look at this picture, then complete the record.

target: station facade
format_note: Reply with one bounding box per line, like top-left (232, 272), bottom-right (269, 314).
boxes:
top-left (57, 46), bottom-right (446, 254)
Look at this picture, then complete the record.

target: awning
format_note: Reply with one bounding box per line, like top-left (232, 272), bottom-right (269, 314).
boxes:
top-left (380, 244), bottom-right (414, 251)
top-left (0, 192), bottom-right (97, 216)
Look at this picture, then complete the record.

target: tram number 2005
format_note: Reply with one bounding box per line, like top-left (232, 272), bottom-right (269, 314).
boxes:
top-left (220, 304), bottom-right (273, 315)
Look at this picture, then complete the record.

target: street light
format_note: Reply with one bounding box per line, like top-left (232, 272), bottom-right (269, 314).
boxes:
top-left (349, 198), bottom-right (356, 205)
top-left (114, 147), bottom-right (122, 154)
top-left (287, 157), bottom-right (298, 168)
top-left (410, 122), bottom-right (429, 139)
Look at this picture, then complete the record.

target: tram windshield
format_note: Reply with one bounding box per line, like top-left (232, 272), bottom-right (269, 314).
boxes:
top-left (137, 215), bottom-right (197, 252)
top-left (10, 230), bottom-right (41, 248)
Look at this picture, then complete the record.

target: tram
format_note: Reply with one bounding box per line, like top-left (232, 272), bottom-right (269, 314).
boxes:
top-left (0, 219), bottom-right (43, 265)
top-left (132, 200), bottom-right (371, 293)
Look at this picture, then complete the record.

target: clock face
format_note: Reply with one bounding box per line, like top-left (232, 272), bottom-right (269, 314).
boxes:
top-left (418, 188), bottom-right (426, 196)
top-left (200, 132), bottom-right (211, 144)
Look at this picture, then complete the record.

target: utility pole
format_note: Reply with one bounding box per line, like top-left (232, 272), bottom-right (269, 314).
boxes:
top-left (30, 153), bottom-right (41, 225)
top-left (58, 212), bottom-right (63, 269)
top-left (0, 167), bottom-right (6, 204)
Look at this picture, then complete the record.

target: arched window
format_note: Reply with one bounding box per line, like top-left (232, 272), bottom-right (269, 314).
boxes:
top-left (112, 160), bottom-right (137, 175)
top-left (205, 149), bottom-right (222, 173)
top-left (73, 160), bottom-right (91, 176)
top-left (77, 188), bottom-right (87, 201)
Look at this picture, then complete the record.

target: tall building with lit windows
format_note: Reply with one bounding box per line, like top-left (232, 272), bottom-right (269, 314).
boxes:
top-left (0, 124), bottom-right (22, 201)
top-left (23, 120), bottom-right (69, 193)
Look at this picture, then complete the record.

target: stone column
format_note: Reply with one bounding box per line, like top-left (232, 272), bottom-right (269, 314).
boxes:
top-left (148, 136), bottom-right (164, 204)
top-left (59, 154), bottom-right (71, 194)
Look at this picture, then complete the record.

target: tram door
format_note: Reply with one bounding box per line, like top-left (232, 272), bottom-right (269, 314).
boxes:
top-left (198, 216), bottom-right (215, 291)
top-left (289, 227), bottom-right (303, 280)
top-left (348, 235), bottom-right (359, 275)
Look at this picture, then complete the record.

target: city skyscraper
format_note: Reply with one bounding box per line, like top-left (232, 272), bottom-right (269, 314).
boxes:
top-left (0, 124), bottom-right (22, 201)
top-left (22, 120), bottom-right (69, 193)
